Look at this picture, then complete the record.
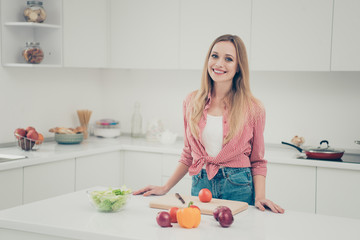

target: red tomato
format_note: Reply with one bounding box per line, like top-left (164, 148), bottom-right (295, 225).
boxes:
top-left (199, 188), bottom-right (212, 203)
top-left (169, 207), bottom-right (179, 223)
top-left (189, 205), bottom-right (201, 211)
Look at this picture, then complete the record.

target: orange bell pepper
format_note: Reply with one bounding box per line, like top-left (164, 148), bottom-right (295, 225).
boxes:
top-left (176, 207), bottom-right (201, 229)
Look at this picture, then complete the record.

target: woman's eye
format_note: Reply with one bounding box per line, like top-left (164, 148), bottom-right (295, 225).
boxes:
top-left (211, 54), bottom-right (218, 58)
top-left (226, 57), bottom-right (233, 62)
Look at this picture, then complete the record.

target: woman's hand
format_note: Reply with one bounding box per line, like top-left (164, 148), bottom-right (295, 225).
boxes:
top-left (255, 198), bottom-right (285, 213)
top-left (132, 185), bottom-right (169, 196)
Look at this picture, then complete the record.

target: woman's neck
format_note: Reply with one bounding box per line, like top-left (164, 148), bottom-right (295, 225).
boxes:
top-left (212, 81), bottom-right (232, 100)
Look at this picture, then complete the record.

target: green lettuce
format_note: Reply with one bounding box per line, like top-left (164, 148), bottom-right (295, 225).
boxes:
top-left (89, 186), bottom-right (131, 212)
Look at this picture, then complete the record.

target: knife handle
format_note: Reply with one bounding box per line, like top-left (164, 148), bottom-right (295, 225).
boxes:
top-left (175, 193), bottom-right (185, 204)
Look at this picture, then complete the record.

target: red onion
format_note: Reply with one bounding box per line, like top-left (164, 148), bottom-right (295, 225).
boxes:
top-left (213, 206), bottom-right (232, 221)
top-left (218, 211), bottom-right (234, 228)
top-left (156, 211), bottom-right (173, 227)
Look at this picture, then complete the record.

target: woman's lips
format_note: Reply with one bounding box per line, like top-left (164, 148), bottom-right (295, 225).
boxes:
top-left (213, 68), bottom-right (226, 74)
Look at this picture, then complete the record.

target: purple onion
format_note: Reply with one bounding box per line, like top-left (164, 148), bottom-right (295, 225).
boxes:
top-left (213, 206), bottom-right (232, 221)
top-left (218, 211), bottom-right (234, 228)
top-left (156, 211), bottom-right (173, 227)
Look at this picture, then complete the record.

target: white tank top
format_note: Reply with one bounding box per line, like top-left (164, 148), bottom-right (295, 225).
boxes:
top-left (202, 114), bottom-right (223, 157)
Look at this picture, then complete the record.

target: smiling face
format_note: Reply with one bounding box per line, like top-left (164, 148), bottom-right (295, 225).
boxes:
top-left (207, 41), bottom-right (238, 85)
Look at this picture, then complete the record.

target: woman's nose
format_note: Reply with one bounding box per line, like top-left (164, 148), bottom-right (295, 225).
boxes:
top-left (215, 59), bottom-right (224, 68)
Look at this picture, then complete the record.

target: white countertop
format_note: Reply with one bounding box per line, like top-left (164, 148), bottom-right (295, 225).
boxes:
top-left (1, 135), bottom-right (360, 171)
top-left (0, 189), bottom-right (359, 240)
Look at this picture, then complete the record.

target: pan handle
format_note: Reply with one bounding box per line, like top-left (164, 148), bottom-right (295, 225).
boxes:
top-left (281, 141), bottom-right (303, 153)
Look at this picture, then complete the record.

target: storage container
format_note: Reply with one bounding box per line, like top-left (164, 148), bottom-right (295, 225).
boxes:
top-left (24, 1), bottom-right (47, 23)
top-left (23, 42), bottom-right (44, 64)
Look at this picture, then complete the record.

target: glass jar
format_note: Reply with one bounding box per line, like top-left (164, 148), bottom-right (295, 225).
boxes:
top-left (24, 1), bottom-right (47, 23)
top-left (23, 42), bottom-right (44, 64)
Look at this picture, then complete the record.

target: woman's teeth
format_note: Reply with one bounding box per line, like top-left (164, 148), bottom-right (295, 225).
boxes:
top-left (214, 69), bottom-right (225, 74)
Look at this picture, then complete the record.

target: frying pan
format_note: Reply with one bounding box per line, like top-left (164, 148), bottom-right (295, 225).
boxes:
top-left (281, 140), bottom-right (345, 160)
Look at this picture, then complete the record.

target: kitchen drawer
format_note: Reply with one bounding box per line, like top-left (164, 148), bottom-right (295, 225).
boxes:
top-left (23, 159), bottom-right (75, 204)
top-left (75, 151), bottom-right (123, 190)
top-left (123, 151), bottom-right (162, 191)
top-left (317, 167), bottom-right (360, 219)
top-left (266, 163), bottom-right (316, 213)
top-left (0, 168), bottom-right (22, 210)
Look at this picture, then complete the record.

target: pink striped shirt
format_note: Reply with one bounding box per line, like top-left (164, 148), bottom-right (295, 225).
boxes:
top-left (179, 92), bottom-right (267, 180)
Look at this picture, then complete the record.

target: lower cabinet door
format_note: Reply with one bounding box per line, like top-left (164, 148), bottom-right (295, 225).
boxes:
top-left (123, 151), bottom-right (162, 191)
top-left (162, 153), bottom-right (192, 195)
top-left (317, 167), bottom-right (360, 219)
top-left (0, 168), bottom-right (23, 210)
top-left (23, 159), bottom-right (75, 204)
top-left (75, 151), bottom-right (123, 190)
top-left (162, 176), bottom-right (192, 196)
top-left (266, 163), bottom-right (316, 213)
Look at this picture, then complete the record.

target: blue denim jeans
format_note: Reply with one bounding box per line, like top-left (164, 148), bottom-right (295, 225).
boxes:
top-left (191, 167), bottom-right (255, 205)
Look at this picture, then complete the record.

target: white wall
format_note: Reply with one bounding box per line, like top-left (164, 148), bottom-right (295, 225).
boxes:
top-left (1, 67), bottom-right (360, 151)
top-left (103, 69), bottom-right (360, 151)
top-left (0, 67), bottom-right (106, 143)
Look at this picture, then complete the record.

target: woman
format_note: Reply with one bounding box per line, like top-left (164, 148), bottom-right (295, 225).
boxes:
top-left (133, 34), bottom-right (284, 213)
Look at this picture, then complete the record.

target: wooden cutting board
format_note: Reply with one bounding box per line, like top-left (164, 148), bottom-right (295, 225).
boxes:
top-left (149, 193), bottom-right (248, 215)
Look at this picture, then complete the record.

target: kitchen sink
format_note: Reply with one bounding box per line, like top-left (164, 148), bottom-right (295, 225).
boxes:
top-left (0, 154), bottom-right (27, 163)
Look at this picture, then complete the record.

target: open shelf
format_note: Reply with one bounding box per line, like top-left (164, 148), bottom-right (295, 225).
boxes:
top-left (3, 63), bottom-right (62, 68)
top-left (4, 22), bottom-right (61, 29)
top-left (1, 0), bottom-right (63, 67)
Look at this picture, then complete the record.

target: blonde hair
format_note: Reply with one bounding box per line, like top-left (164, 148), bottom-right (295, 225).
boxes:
top-left (188, 34), bottom-right (262, 144)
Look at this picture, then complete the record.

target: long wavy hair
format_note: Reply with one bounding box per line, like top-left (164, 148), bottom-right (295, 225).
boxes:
top-left (188, 34), bottom-right (262, 144)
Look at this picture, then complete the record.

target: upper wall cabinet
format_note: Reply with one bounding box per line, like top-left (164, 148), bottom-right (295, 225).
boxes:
top-left (179, 0), bottom-right (251, 70)
top-left (1, 0), bottom-right (62, 67)
top-left (63, 0), bottom-right (108, 68)
top-left (331, 0), bottom-right (360, 71)
top-left (109, 0), bottom-right (180, 69)
top-left (251, 0), bottom-right (333, 71)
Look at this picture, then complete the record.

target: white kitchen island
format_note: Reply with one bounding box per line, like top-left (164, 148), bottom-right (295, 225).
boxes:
top-left (0, 189), bottom-right (359, 240)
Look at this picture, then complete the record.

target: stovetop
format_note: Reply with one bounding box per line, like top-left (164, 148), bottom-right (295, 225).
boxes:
top-left (298, 153), bottom-right (360, 164)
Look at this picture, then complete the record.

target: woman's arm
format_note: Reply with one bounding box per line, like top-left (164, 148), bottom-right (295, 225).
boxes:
top-left (253, 175), bottom-right (284, 213)
top-left (132, 162), bottom-right (189, 196)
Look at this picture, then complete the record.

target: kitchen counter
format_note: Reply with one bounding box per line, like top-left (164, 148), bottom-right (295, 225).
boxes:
top-left (0, 189), bottom-right (359, 240)
top-left (1, 135), bottom-right (360, 172)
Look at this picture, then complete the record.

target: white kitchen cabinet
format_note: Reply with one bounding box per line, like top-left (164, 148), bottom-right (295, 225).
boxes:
top-left (331, 0), bottom-right (360, 71)
top-left (0, 168), bottom-right (22, 210)
top-left (109, 0), bottom-right (179, 69)
top-left (23, 159), bottom-right (75, 204)
top-left (317, 167), bottom-right (360, 219)
top-left (75, 151), bottom-right (123, 190)
top-left (123, 151), bottom-right (162, 191)
top-left (63, 0), bottom-right (108, 68)
top-left (162, 153), bottom-right (192, 195)
top-left (266, 163), bottom-right (316, 213)
top-left (179, 0), bottom-right (252, 69)
top-left (0, 0), bottom-right (62, 67)
top-left (251, 0), bottom-right (333, 71)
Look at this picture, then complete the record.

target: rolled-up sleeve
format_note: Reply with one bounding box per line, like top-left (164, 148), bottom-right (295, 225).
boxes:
top-left (250, 106), bottom-right (267, 177)
top-left (179, 97), bottom-right (193, 167)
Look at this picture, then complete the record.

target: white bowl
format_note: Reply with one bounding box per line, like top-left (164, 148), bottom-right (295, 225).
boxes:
top-left (94, 128), bottom-right (121, 138)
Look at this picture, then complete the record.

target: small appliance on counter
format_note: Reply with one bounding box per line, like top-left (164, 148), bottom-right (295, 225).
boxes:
top-left (94, 119), bottom-right (121, 138)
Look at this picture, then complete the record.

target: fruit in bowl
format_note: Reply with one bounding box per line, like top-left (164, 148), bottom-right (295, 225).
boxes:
top-left (14, 126), bottom-right (44, 151)
top-left (87, 186), bottom-right (132, 212)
